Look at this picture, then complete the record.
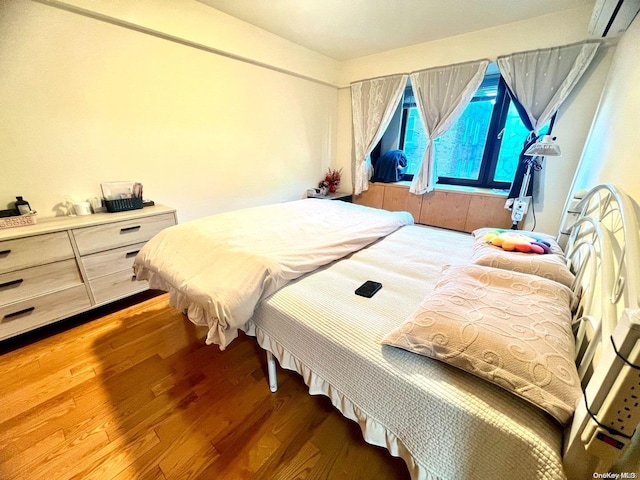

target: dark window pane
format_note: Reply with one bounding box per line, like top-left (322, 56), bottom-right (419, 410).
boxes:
top-left (434, 99), bottom-right (494, 180)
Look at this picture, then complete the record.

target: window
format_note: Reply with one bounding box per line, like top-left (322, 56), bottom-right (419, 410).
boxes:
top-left (398, 70), bottom-right (551, 189)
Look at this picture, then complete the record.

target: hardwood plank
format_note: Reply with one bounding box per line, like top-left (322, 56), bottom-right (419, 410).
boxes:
top-left (112, 463), bottom-right (167, 480)
top-left (0, 294), bottom-right (411, 480)
top-left (304, 413), bottom-right (349, 479)
top-left (10, 429), bottom-right (110, 480)
top-left (2, 364), bottom-right (95, 422)
top-left (239, 431), bottom-right (283, 476)
top-left (0, 429), bottom-right (66, 475)
top-left (0, 357), bottom-right (41, 390)
top-left (317, 414), bottom-right (409, 480)
top-left (268, 441), bottom-right (321, 480)
top-left (67, 429), bottom-right (161, 480)
top-left (158, 432), bottom-right (220, 479)
top-left (0, 396), bottom-right (77, 462)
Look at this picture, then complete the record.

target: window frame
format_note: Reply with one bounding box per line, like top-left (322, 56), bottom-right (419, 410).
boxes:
top-left (435, 75), bottom-right (510, 189)
top-left (398, 74), bottom-right (554, 189)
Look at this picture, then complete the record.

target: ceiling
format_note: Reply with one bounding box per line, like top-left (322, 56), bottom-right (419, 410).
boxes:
top-left (197, 0), bottom-right (595, 61)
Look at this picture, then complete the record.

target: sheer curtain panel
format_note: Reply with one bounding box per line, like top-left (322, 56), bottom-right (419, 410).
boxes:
top-left (497, 41), bottom-right (600, 133)
top-left (498, 41), bottom-right (600, 201)
top-left (351, 74), bottom-right (408, 195)
top-left (409, 59), bottom-right (489, 194)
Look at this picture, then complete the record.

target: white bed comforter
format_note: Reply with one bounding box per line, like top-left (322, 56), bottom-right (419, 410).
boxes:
top-left (133, 199), bottom-right (413, 348)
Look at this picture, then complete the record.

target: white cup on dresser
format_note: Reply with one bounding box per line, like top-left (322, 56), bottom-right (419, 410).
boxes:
top-left (73, 201), bottom-right (92, 216)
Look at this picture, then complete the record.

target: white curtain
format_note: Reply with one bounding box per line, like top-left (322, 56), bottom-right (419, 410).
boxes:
top-left (351, 74), bottom-right (408, 195)
top-left (497, 41), bottom-right (600, 134)
top-left (498, 41), bottom-right (600, 204)
top-left (409, 59), bottom-right (489, 194)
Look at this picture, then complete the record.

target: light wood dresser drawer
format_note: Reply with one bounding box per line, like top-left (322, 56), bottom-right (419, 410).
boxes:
top-left (72, 213), bottom-right (175, 255)
top-left (0, 205), bottom-right (175, 341)
top-left (90, 270), bottom-right (149, 305)
top-left (0, 259), bottom-right (83, 306)
top-left (81, 242), bottom-right (146, 280)
top-left (0, 231), bottom-right (74, 274)
top-left (0, 285), bottom-right (91, 339)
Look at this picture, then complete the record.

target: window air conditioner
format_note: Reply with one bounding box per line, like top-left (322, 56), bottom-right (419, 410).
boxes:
top-left (589, 0), bottom-right (640, 37)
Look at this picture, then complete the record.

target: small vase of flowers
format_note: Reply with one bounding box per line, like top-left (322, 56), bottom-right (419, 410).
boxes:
top-left (318, 168), bottom-right (342, 195)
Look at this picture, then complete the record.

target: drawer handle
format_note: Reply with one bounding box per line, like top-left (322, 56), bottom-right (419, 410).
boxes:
top-left (0, 278), bottom-right (23, 290)
top-left (0, 249), bottom-right (11, 256)
top-left (120, 226), bottom-right (141, 233)
top-left (3, 306), bottom-right (35, 320)
top-left (125, 250), bottom-right (141, 258)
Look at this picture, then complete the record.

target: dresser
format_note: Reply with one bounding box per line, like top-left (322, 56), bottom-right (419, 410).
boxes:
top-left (0, 205), bottom-right (176, 341)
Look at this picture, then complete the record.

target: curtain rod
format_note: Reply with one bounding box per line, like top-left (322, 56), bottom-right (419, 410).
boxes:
top-left (350, 57), bottom-right (492, 85)
top-left (33, 0), bottom-right (341, 89)
top-left (495, 39), bottom-right (605, 60)
top-left (349, 38), bottom-right (613, 86)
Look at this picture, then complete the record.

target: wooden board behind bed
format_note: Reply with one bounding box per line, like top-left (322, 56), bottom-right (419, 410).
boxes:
top-left (354, 182), bottom-right (516, 231)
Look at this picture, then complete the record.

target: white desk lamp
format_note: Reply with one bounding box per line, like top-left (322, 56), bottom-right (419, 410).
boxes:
top-left (511, 135), bottom-right (561, 228)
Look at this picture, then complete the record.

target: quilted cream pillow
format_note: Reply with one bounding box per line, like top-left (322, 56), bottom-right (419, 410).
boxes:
top-left (471, 228), bottom-right (574, 287)
top-left (382, 264), bottom-right (580, 425)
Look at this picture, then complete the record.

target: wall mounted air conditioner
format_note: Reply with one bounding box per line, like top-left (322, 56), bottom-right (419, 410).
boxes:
top-left (589, 0), bottom-right (640, 37)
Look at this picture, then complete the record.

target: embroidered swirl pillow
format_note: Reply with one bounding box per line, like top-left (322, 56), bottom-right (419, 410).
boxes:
top-left (471, 228), bottom-right (574, 287)
top-left (382, 264), bottom-right (580, 425)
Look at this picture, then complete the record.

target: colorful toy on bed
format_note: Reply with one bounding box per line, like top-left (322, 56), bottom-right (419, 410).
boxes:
top-left (483, 229), bottom-right (552, 254)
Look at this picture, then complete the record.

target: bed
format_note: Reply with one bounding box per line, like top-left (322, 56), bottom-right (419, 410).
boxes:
top-left (133, 184), bottom-right (640, 480)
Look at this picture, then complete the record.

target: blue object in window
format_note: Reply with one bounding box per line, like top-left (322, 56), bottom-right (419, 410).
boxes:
top-left (372, 150), bottom-right (408, 183)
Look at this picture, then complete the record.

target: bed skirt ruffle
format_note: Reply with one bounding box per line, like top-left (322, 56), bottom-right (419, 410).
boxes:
top-left (250, 325), bottom-right (434, 480)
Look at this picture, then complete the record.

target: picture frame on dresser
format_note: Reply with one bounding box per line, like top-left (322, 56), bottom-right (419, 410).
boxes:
top-left (0, 205), bottom-right (176, 342)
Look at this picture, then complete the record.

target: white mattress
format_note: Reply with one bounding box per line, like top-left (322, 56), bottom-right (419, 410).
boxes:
top-left (246, 225), bottom-right (565, 480)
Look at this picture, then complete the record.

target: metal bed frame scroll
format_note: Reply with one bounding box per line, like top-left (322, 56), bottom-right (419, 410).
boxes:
top-left (563, 184), bottom-right (640, 479)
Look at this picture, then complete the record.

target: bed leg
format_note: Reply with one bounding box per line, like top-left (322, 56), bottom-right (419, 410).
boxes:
top-left (266, 351), bottom-right (278, 393)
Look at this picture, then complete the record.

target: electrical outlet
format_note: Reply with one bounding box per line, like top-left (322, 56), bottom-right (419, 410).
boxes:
top-left (582, 363), bottom-right (640, 465)
top-left (599, 366), bottom-right (640, 436)
top-left (511, 197), bottom-right (530, 222)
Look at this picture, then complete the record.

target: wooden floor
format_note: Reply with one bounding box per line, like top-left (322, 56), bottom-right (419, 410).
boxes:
top-left (0, 293), bottom-right (410, 480)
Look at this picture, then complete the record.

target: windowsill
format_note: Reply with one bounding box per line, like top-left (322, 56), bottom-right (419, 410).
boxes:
top-left (434, 183), bottom-right (510, 197)
top-left (369, 181), bottom-right (509, 197)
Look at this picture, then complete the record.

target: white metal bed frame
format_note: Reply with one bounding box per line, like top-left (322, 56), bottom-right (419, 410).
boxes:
top-left (263, 183), bottom-right (640, 479)
top-left (563, 184), bottom-right (640, 478)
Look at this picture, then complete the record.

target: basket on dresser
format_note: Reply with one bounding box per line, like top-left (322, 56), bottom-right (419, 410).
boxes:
top-left (0, 214), bottom-right (37, 230)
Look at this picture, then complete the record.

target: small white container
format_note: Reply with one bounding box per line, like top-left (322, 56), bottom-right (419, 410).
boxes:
top-left (74, 201), bottom-right (92, 216)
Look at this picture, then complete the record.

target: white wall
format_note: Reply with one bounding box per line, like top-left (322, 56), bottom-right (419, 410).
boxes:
top-left (569, 14), bottom-right (640, 201)
top-left (0, 0), bottom-right (340, 222)
top-left (335, 7), bottom-right (613, 235)
top-left (1, 1), bottom-right (623, 233)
